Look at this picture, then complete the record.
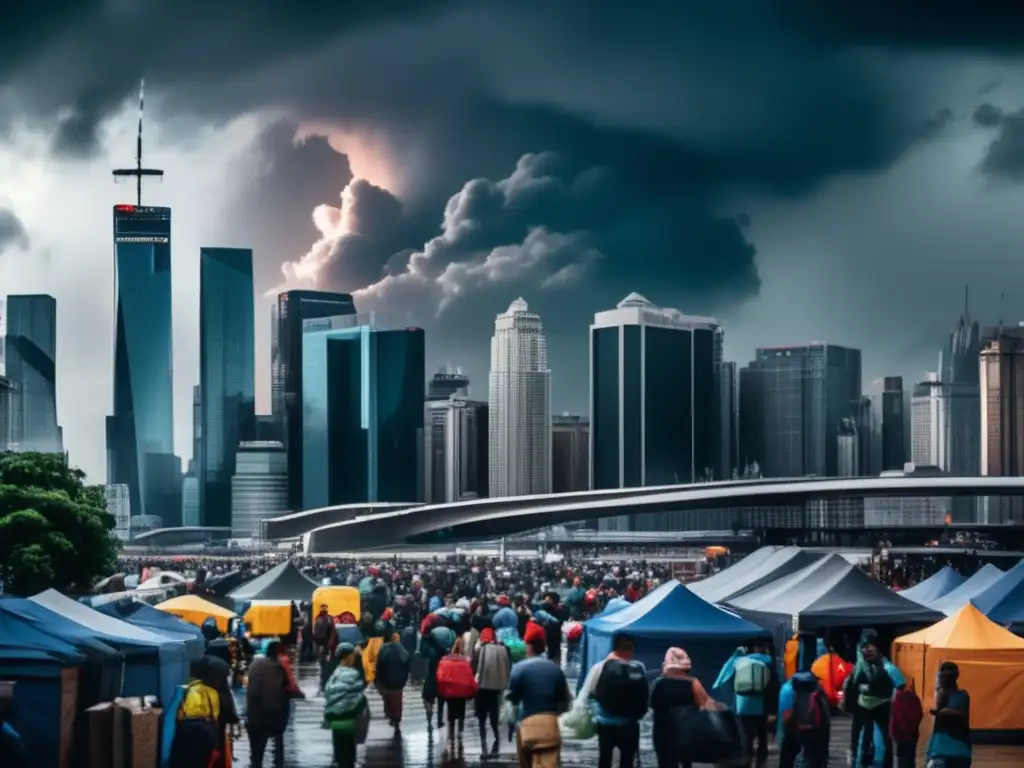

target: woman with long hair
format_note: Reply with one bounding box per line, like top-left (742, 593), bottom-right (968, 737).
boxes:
top-left (649, 647), bottom-right (719, 768)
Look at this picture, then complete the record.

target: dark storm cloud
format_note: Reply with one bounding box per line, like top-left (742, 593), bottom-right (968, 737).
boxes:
top-left (972, 104), bottom-right (1024, 181)
top-left (0, 208), bottom-right (29, 254)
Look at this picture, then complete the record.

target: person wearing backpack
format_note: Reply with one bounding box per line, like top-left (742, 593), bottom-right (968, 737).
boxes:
top-left (587, 634), bottom-right (649, 768)
top-left (170, 658), bottom-right (223, 768)
top-left (779, 671), bottom-right (830, 768)
top-left (845, 632), bottom-right (896, 768)
top-left (713, 642), bottom-right (778, 768)
top-left (435, 637), bottom-right (479, 752)
top-left (890, 680), bottom-right (923, 768)
top-left (473, 627), bottom-right (512, 758)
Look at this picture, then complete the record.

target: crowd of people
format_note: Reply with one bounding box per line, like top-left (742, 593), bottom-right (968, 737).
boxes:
top-left (94, 553), bottom-right (976, 768)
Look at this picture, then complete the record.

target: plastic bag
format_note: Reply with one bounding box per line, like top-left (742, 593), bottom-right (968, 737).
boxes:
top-left (559, 698), bottom-right (596, 740)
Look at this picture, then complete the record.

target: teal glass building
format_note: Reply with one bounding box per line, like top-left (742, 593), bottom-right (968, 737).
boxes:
top-left (301, 315), bottom-right (424, 509)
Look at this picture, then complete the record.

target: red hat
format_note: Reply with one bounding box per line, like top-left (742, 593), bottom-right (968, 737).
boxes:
top-left (497, 595), bottom-right (510, 606)
top-left (524, 621), bottom-right (545, 645)
top-left (480, 627), bottom-right (496, 644)
top-left (381, 608), bottom-right (393, 621)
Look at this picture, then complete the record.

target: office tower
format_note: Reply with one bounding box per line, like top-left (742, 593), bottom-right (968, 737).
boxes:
top-left (739, 343), bottom-right (862, 478)
top-left (181, 471), bottom-right (200, 527)
top-left (855, 396), bottom-right (875, 476)
top-left (713, 361), bottom-right (738, 480)
top-left (427, 369), bottom-right (471, 401)
top-left (191, 385), bottom-right (202, 478)
top-left (302, 312), bottom-right (424, 508)
top-left (0, 298), bottom-right (5, 376)
top-left (981, 327), bottom-right (1024, 477)
top-left (199, 247), bottom-right (255, 528)
top-left (0, 375), bottom-right (12, 451)
top-left (489, 298), bottom-right (551, 498)
top-left (881, 376), bottom-right (906, 471)
top-left (591, 293), bottom-right (716, 494)
top-left (105, 484), bottom-right (132, 540)
top-left (837, 418), bottom-right (859, 477)
top-left (254, 414), bottom-right (279, 441)
top-left (552, 414), bottom-right (590, 493)
top-left (275, 290), bottom-right (357, 509)
top-left (910, 373), bottom-right (948, 468)
top-left (4, 294), bottom-right (61, 453)
top-left (944, 288), bottom-right (982, 386)
top-left (231, 441), bottom-right (288, 538)
top-left (107, 204), bottom-right (175, 522)
top-left (424, 396), bottom-right (488, 503)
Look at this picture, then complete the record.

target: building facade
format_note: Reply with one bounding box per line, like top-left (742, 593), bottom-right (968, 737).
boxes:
top-left (910, 374), bottom-right (947, 469)
top-left (424, 396), bottom-right (488, 503)
top-left (427, 370), bottom-right (471, 401)
top-left (0, 376), bottom-right (11, 451)
top-left (181, 471), bottom-right (200, 528)
top-left (4, 294), bottom-right (61, 453)
top-left (881, 376), bottom-right (907, 471)
top-left (552, 414), bottom-right (590, 493)
top-left (105, 483), bottom-right (132, 540)
top-left (231, 441), bottom-right (288, 538)
top-left (302, 313), bottom-right (424, 508)
top-left (488, 298), bottom-right (551, 498)
top-left (199, 247), bottom-right (256, 528)
top-left (837, 418), bottom-right (859, 477)
top-left (713, 360), bottom-right (738, 480)
top-left (739, 343), bottom-right (862, 478)
top-left (107, 205), bottom-right (176, 522)
top-left (274, 290), bottom-right (357, 509)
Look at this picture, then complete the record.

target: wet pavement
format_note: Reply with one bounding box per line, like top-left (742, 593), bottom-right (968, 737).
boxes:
top-left (231, 659), bottom-right (1023, 767)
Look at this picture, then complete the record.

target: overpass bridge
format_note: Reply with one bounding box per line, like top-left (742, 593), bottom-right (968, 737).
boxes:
top-left (289, 476), bottom-right (1024, 553)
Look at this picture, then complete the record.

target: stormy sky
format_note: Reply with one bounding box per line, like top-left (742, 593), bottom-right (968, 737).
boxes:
top-left (3, 2), bottom-right (1024, 481)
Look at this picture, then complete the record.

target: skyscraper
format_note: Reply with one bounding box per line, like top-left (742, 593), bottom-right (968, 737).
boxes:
top-left (301, 313), bottom-right (424, 508)
top-left (882, 376), bottom-right (906, 471)
top-left (713, 361), bottom-right (738, 480)
top-left (488, 298), bottom-right (551, 498)
top-left (979, 327), bottom-right (1024, 522)
top-left (552, 414), bottom-right (590, 493)
top-left (941, 297), bottom-right (982, 477)
top-left (427, 369), bottom-right (471, 401)
top-left (739, 343), bottom-right (862, 478)
top-left (837, 418), bottom-right (859, 477)
top-left (424, 396), bottom-right (488, 503)
top-left (107, 204), bottom-right (175, 522)
top-left (5, 294), bottom-right (61, 453)
top-left (275, 290), bottom-right (357, 509)
top-left (591, 293), bottom-right (717, 492)
top-left (911, 373), bottom-right (947, 468)
top-left (199, 247), bottom-right (256, 528)
top-left (0, 298), bottom-right (5, 376)
top-left (0, 375), bottom-right (12, 451)
top-left (231, 441), bottom-right (288, 538)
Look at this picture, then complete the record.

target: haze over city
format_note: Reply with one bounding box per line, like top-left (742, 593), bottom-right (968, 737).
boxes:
top-left (4, 4), bottom-right (1024, 481)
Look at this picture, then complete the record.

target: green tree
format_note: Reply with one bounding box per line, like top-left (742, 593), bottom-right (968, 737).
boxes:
top-left (0, 451), bottom-right (119, 595)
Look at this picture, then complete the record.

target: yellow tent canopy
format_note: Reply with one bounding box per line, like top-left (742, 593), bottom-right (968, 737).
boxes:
top-left (244, 600), bottom-right (295, 637)
top-left (156, 594), bottom-right (238, 633)
top-left (893, 602), bottom-right (1024, 733)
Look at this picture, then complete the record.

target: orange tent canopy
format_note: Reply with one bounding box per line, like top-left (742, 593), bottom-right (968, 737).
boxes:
top-left (893, 603), bottom-right (1024, 733)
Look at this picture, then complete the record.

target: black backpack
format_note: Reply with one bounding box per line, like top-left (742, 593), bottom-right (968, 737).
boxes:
top-left (791, 683), bottom-right (829, 734)
top-left (313, 615), bottom-right (333, 644)
top-left (593, 659), bottom-right (649, 721)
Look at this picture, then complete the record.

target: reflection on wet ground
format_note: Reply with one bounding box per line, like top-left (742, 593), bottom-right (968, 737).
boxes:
top-left (231, 661), bottom-right (1022, 767)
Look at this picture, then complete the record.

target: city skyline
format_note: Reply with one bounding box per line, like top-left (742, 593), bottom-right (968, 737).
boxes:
top-left (7, 8), bottom-right (1024, 480)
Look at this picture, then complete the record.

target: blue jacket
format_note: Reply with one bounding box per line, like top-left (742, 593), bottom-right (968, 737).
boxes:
top-left (713, 649), bottom-right (778, 717)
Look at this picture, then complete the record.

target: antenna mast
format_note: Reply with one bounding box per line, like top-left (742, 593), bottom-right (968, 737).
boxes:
top-left (112, 78), bottom-right (164, 206)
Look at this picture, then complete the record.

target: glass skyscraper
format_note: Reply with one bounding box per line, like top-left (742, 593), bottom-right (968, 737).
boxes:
top-left (301, 313), bottom-right (424, 509)
top-left (4, 294), bottom-right (61, 453)
top-left (106, 205), bottom-right (175, 523)
top-left (274, 290), bottom-right (357, 508)
top-left (199, 247), bottom-right (255, 528)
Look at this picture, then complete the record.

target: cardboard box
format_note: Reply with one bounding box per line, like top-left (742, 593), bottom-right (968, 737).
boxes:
top-left (85, 702), bottom-right (113, 768)
top-left (112, 697), bottom-right (162, 768)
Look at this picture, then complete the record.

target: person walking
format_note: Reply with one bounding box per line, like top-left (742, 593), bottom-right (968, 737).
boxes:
top-left (651, 647), bottom-right (717, 768)
top-left (246, 641), bottom-right (294, 768)
top-left (472, 627), bottom-right (511, 758)
top-left (508, 636), bottom-right (570, 768)
top-left (588, 634), bottom-right (649, 768)
top-left (926, 661), bottom-right (971, 768)
top-left (324, 643), bottom-right (370, 768)
top-left (375, 632), bottom-right (412, 732)
top-left (713, 642), bottom-right (778, 768)
top-left (435, 637), bottom-right (478, 754)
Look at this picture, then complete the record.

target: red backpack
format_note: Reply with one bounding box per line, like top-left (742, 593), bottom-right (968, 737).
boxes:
top-left (436, 654), bottom-right (478, 700)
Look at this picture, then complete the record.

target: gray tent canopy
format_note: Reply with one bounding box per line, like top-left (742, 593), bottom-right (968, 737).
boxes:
top-left (689, 546), bottom-right (825, 604)
top-left (725, 553), bottom-right (943, 650)
top-left (228, 560), bottom-right (319, 602)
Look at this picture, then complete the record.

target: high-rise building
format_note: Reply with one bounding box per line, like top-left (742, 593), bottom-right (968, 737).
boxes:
top-left (739, 343), bottom-right (862, 478)
top-left (911, 373), bottom-right (948, 468)
top-left (591, 293), bottom-right (716, 493)
top-left (981, 328), bottom-right (1024, 477)
top-left (199, 247), bottom-right (255, 528)
top-left (856, 395), bottom-right (876, 476)
top-left (302, 312), bottom-right (424, 508)
top-left (254, 414), bottom-right (279, 441)
top-left (105, 483), bottom-right (132, 540)
top-left (231, 441), bottom-right (288, 538)
top-left (0, 375), bottom-right (13, 451)
top-left (837, 418), bottom-right (859, 477)
top-left (552, 414), bottom-right (590, 493)
top-left (191, 385), bottom-right (202, 477)
top-left (275, 290), bottom-right (357, 509)
top-left (944, 289), bottom-right (982, 387)
top-left (107, 204), bottom-right (175, 522)
top-left (181, 471), bottom-right (200, 527)
top-left (713, 360), bottom-right (738, 480)
top-left (489, 298), bottom-right (551, 498)
top-left (881, 376), bottom-right (906, 471)
top-left (4, 294), bottom-right (61, 453)
top-left (0, 298), bottom-right (5, 376)
top-left (427, 369), bottom-right (471, 401)
top-left (424, 396), bottom-right (488, 503)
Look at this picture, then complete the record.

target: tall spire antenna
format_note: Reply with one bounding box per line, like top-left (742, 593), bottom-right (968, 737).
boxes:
top-left (112, 78), bottom-right (163, 206)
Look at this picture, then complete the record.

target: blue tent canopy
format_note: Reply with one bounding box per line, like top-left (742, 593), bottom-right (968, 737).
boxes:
top-left (597, 597), bottom-right (630, 617)
top-left (96, 598), bottom-right (206, 660)
top-left (970, 560), bottom-right (1024, 631)
top-left (929, 563), bottom-right (1005, 615)
top-left (0, 618), bottom-right (85, 768)
top-left (581, 580), bottom-right (770, 690)
top-left (899, 565), bottom-right (965, 605)
top-left (28, 589), bottom-right (189, 706)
